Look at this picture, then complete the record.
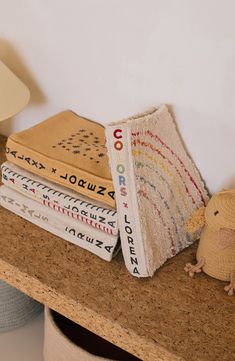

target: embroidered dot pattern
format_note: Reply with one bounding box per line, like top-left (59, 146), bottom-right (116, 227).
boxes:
top-left (52, 128), bottom-right (107, 163)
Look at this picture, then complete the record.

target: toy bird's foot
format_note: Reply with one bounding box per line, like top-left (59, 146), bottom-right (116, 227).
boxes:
top-left (224, 271), bottom-right (235, 296)
top-left (184, 257), bottom-right (205, 277)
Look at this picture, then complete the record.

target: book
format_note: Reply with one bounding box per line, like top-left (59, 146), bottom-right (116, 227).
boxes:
top-left (1, 162), bottom-right (118, 235)
top-left (0, 185), bottom-right (120, 261)
top-left (105, 105), bottom-right (209, 277)
top-left (5, 111), bottom-right (115, 208)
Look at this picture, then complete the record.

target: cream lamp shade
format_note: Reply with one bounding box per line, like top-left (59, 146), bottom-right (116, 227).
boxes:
top-left (0, 60), bottom-right (30, 122)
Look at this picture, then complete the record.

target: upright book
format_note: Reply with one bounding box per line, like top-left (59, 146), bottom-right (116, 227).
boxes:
top-left (105, 105), bottom-right (209, 277)
top-left (5, 111), bottom-right (115, 208)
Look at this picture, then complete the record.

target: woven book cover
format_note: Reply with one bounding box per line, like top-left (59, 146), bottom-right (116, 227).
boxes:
top-left (5, 111), bottom-right (115, 207)
top-left (105, 105), bottom-right (209, 277)
top-left (1, 162), bottom-right (118, 235)
top-left (0, 185), bottom-right (120, 261)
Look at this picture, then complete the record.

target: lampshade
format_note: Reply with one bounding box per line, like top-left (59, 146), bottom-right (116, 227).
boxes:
top-left (0, 60), bottom-right (30, 122)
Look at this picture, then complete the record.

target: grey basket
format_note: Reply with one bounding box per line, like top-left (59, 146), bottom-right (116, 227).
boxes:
top-left (0, 280), bottom-right (43, 332)
top-left (43, 308), bottom-right (141, 361)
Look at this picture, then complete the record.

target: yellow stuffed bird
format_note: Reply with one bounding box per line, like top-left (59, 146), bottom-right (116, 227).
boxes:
top-left (184, 189), bottom-right (235, 296)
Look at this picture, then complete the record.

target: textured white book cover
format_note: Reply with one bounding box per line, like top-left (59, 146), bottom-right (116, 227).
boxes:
top-left (1, 162), bottom-right (118, 235)
top-left (106, 105), bottom-right (209, 277)
top-left (106, 122), bottom-right (148, 277)
top-left (0, 185), bottom-right (120, 261)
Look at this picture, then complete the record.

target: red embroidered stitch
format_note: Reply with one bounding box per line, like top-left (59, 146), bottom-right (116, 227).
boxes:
top-left (132, 138), bottom-right (196, 205)
top-left (42, 200), bottom-right (113, 234)
top-left (138, 189), bottom-right (176, 255)
top-left (132, 130), bottom-right (206, 206)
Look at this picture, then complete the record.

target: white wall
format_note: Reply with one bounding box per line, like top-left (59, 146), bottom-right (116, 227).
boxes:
top-left (0, 0), bottom-right (235, 193)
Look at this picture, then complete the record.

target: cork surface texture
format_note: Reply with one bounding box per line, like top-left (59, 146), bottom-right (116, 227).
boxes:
top-left (0, 135), bottom-right (234, 361)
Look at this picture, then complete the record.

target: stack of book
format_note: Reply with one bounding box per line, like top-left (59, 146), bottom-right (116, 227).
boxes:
top-left (0, 104), bottom-right (209, 278)
top-left (0, 111), bottom-right (120, 261)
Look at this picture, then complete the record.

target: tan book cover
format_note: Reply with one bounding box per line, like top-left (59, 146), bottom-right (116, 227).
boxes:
top-left (6, 111), bottom-right (115, 207)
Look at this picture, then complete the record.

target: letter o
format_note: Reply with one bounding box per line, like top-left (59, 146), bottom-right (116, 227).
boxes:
top-left (114, 140), bottom-right (123, 151)
top-left (69, 175), bottom-right (77, 184)
top-left (116, 164), bottom-right (125, 174)
top-left (125, 225), bottom-right (132, 234)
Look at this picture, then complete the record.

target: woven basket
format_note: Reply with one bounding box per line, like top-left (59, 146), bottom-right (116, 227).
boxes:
top-left (43, 308), bottom-right (141, 361)
top-left (0, 280), bottom-right (43, 333)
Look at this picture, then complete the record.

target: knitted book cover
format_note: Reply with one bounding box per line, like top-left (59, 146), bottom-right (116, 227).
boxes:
top-left (5, 111), bottom-right (115, 208)
top-left (105, 105), bottom-right (209, 277)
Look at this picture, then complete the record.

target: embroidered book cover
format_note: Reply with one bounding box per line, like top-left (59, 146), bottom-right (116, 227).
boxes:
top-left (1, 162), bottom-right (118, 235)
top-left (5, 111), bottom-right (115, 207)
top-left (0, 185), bottom-right (120, 261)
top-left (105, 105), bottom-right (209, 277)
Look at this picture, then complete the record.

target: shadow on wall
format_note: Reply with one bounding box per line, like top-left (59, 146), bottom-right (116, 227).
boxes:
top-left (0, 38), bottom-right (47, 134)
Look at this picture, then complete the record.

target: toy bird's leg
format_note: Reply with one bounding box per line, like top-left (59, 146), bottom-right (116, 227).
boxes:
top-left (184, 256), bottom-right (205, 277)
top-left (224, 271), bottom-right (235, 296)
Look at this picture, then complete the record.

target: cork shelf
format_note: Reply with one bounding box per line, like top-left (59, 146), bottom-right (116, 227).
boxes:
top-left (0, 134), bottom-right (234, 361)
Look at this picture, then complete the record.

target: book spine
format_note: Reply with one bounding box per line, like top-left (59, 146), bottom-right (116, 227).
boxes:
top-left (5, 139), bottom-right (116, 208)
top-left (0, 185), bottom-right (119, 262)
top-left (1, 164), bottom-right (118, 235)
top-left (105, 124), bottom-right (149, 277)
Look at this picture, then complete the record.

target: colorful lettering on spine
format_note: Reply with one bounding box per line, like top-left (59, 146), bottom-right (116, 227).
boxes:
top-left (112, 128), bottom-right (140, 275)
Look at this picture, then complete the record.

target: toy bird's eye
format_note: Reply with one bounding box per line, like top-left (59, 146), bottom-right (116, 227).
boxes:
top-left (214, 210), bottom-right (219, 216)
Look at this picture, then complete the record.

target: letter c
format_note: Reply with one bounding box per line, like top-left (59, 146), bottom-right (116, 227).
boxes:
top-left (113, 129), bottom-right (122, 139)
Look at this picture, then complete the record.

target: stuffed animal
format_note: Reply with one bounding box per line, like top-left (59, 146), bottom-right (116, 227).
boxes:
top-left (184, 189), bottom-right (235, 295)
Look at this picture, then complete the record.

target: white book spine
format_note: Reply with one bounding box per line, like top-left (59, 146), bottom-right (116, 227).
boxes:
top-left (0, 185), bottom-right (120, 262)
top-left (1, 162), bottom-right (118, 235)
top-left (105, 124), bottom-right (149, 277)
